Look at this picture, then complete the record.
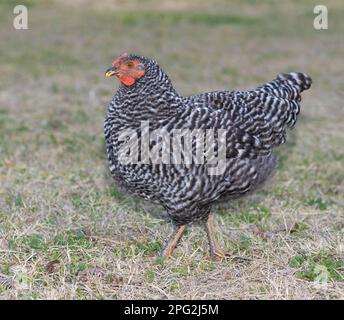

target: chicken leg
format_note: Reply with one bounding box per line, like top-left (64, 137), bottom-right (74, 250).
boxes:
top-left (205, 213), bottom-right (227, 261)
top-left (160, 224), bottom-right (186, 258)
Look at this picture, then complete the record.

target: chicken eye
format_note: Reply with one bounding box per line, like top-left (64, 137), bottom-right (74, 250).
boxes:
top-left (137, 63), bottom-right (144, 70)
top-left (126, 61), bottom-right (134, 68)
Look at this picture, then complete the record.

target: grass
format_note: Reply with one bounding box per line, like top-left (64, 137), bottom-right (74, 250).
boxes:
top-left (101, 11), bottom-right (259, 26)
top-left (0, 0), bottom-right (343, 299)
top-left (290, 253), bottom-right (344, 283)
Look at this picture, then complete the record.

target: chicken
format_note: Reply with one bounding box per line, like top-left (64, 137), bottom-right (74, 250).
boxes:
top-left (104, 53), bottom-right (312, 260)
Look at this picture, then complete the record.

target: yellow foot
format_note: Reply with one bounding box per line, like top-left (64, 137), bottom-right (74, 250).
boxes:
top-left (208, 248), bottom-right (228, 262)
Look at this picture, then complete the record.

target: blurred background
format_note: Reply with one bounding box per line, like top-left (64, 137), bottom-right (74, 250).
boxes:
top-left (0, 0), bottom-right (343, 299)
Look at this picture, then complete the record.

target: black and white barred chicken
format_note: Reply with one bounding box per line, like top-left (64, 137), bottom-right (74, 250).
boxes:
top-left (104, 53), bottom-right (312, 260)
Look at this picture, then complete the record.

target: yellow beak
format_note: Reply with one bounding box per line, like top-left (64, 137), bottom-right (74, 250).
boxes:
top-left (105, 67), bottom-right (117, 77)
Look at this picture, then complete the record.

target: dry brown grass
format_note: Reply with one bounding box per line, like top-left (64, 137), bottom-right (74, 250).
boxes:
top-left (0, 0), bottom-right (343, 299)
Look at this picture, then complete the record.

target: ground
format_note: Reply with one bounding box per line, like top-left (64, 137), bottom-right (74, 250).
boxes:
top-left (0, 0), bottom-right (343, 299)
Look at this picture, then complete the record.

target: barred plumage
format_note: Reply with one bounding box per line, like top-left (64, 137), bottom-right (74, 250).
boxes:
top-left (104, 54), bottom-right (312, 259)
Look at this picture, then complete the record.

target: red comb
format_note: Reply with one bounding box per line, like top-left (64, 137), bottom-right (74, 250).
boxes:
top-left (112, 52), bottom-right (128, 67)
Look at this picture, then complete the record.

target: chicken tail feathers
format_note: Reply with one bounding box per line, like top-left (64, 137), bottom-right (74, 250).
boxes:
top-left (277, 72), bottom-right (312, 92)
top-left (249, 72), bottom-right (312, 149)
